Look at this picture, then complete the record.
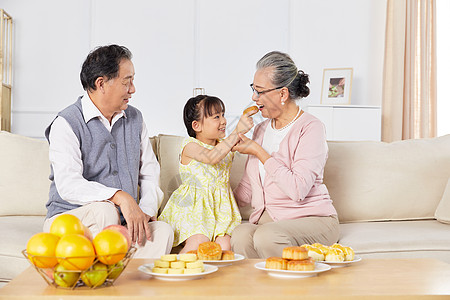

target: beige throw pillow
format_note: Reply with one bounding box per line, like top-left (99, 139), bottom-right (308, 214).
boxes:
top-left (435, 178), bottom-right (450, 224)
top-left (325, 134), bottom-right (450, 223)
top-left (0, 131), bottom-right (50, 216)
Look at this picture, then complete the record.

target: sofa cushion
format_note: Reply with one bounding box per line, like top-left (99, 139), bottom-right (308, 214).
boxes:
top-left (338, 220), bottom-right (450, 263)
top-left (0, 216), bottom-right (46, 281)
top-left (325, 135), bottom-right (450, 223)
top-left (0, 132), bottom-right (50, 216)
top-left (155, 134), bottom-right (248, 217)
top-left (435, 178), bottom-right (450, 224)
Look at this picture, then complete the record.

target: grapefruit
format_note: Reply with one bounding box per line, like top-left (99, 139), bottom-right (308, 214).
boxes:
top-left (104, 224), bottom-right (132, 249)
top-left (55, 234), bottom-right (95, 270)
top-left (50, 214), bottom-right (84, 238)
top-left (93, 229), bottom-right (128, 265)
top-left (26, 232), bottom-right (60, 268)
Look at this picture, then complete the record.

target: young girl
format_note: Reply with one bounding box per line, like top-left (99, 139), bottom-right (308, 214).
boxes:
top-left (158, 95), bottom-right (254, 253)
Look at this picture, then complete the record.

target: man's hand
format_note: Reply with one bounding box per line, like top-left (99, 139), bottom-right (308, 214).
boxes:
top-left (110, 190), bottom-right (152, 246)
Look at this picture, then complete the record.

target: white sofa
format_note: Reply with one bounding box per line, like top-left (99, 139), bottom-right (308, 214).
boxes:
top-left (1, 131), bottom-right (450, 287)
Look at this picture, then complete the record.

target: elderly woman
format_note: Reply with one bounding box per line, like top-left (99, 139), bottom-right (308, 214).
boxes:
top-left (231, 51), bottom-right (339, 258)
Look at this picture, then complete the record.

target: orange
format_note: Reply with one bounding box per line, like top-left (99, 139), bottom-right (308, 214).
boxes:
top-left (55, 234), bottom-right (95, 270)
top-left (50, 214), bottom-right (84, 238)
top-left (93, 229), bottom-right (128, 265)
top-left (26, 232), bottom-right (60, 268)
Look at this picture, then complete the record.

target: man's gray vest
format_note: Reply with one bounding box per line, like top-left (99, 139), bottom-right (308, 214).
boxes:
top-left (44, 96), bottom-right (142, 220)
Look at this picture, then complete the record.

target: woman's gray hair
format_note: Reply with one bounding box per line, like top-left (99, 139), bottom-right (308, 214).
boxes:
top-left (256, 51), bottom-right (310, 100)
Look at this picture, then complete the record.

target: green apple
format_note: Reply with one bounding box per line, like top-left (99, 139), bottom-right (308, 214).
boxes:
top-left (54, 263), bottom-right (80, 288)
top-left (107, 260), bottom-right (124, 280)
top-left (81, 262), bottom-right (108, 288)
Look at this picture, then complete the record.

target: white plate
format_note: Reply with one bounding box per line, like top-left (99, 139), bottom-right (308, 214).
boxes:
top-left (138, 263), bottom-right (218, 281)
top-left (318, 256), bottom-right (362, 268)
top-left (254, 262), bottom-right (331, 278)
top-left (198, 254), bottom-right (245, 267)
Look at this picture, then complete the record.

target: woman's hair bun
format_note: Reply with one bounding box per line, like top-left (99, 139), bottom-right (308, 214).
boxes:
top-left (294, 70), bottom-right (310, 98)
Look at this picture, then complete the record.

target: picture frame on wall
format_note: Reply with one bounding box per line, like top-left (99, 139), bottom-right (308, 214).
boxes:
top-left (320, 68), bottom-right (353, 105)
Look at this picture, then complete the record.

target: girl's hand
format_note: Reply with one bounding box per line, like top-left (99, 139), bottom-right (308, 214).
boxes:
top-left (235, 112), bottom-right (254, 134)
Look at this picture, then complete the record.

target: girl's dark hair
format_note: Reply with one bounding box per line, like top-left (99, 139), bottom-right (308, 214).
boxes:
top-left (183, 95), bottom-right (225, 138)
top-left (80, 45), bottom-right (132, 92)
top-left (256, 51), bottom-right (310, 99)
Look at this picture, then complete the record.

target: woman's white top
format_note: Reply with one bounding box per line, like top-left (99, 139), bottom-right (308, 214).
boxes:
top-left (259, 109), bottom-right (302, 185)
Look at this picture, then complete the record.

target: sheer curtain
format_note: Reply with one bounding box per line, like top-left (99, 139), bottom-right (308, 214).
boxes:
top-left (381, 0), bottom-right (436, 142)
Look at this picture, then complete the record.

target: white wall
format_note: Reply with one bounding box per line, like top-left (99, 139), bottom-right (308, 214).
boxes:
top-left (2, 0), bottom-right (387, 139)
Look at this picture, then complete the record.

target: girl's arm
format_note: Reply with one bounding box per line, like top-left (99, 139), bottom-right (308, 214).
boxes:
top-left (183, 113), bottom-right (253, 165)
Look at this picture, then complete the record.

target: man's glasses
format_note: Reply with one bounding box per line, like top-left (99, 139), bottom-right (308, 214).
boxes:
top-left (250, 84), bottom-right (283, 98)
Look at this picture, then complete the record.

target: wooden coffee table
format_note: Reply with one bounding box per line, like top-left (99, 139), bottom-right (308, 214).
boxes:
top-left (1, 258), bottom-right (450, 299)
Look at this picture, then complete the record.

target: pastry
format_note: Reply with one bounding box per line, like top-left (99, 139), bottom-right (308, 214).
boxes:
top-left (243, 106), bottom-right (259, 116)
top-left (287, 257), bottom-right (315, 271)
top-left (301, 244), bottom-right (325, 261)
top-left (265, 257), bottom-right (287, 270)
top-left (160, 254), bottom-right (177, 262)
top-left (221, 250), bottom-right (235, 260)
top-left (343, 246), bottom-right (355, 261)
top-left (186, 260), bottom-right (204, 270)
top-left (154, 254), bottom-right (205, 275)
top-left (282, 246), bottom-right (308, 260)
top-left (331, 243), bottom-right (355, 261)
top-left (325, 247), bottom-right (345, 262)
top-left (154, 259), bottom-right (170, 268)
top-left (197, 242), bottom-right (222, 260)
top-left (187, 250), bottom-right (197, 255)
top-left (170, 261), bottom-right (186, 269)
top-left (167, 268), bottom-right (184, 274)
top-left (152, 267), bottom-right (168, 274)
top-left (179, 253), bottom-right (197, 262)
top-left (312, 243), bottom-right (330, 255)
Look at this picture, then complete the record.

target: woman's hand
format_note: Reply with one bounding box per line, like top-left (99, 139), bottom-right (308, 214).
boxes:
top-left (233, 133), bottom-right (256, 155)
top-left (234, 134), bottom-right (271, 164)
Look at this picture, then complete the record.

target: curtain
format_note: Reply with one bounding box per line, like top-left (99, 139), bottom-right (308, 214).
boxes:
top-left (382, 0), bottom-right (436, 142)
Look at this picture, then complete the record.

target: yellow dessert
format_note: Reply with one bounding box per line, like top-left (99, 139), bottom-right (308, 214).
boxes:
top-left (167, 268), bottom-right (184, 274)
top-left (152, 267), bottom-right (168, 274)
top-left (179, 253), bottom-right (197, 262)
top-left (160, 254), bottom-right (177, 262)
top-left (154, 259), bottom-right (170, 268)
top-left (170, 261), bottom-right (186, 269)
top-left (301, 244), bottom-right (325, 261)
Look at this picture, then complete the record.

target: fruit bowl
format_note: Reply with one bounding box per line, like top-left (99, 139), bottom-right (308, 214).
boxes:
top-left (22, 246), bottom-right (136, 289)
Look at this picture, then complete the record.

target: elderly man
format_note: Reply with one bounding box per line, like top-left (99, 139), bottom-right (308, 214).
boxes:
top-left (43, 45), bottom-right (173, 258)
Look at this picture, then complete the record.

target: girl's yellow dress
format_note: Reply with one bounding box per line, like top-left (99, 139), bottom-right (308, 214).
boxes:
top-left (158, 137), bottom-right (242, 247)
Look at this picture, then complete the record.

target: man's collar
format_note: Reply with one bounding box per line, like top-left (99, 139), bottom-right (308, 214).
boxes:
top-left (80, 92), bottom-right (126, 124)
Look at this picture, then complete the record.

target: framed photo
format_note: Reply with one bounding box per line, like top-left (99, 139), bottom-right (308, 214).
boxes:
top-left (320, 68), bottom-right (353, 105)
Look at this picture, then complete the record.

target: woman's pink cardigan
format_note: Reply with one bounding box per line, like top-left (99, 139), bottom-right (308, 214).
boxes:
top-left (234, 112), bottom-right (337, 224)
